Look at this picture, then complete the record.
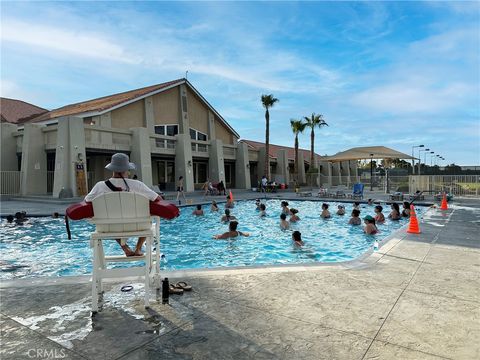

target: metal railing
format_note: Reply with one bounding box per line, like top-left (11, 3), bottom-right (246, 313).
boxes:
top-left (410, 175), bottom-right (480, 197)
top-left (191, 140), bottom-right (209, 154)
top-left (223, 145), bottom-right (236, 158)
top-left (0, 171), bottom-right (21, 195)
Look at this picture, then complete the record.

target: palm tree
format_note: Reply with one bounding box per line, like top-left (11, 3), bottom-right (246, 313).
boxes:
top-left (261, 94), bottom-right (279, 179)
top-left (304, 113), bottom-right (328, 168)
top-left (290, 119), bottom-right (307, 181)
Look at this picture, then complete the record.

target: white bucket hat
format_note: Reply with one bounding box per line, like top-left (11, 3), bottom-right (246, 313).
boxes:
top-left (105, 153), bottom-right (136, 172)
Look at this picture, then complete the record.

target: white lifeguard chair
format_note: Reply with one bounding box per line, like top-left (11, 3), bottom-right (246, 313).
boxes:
top-left (89, 192), bottom-right (160, 312)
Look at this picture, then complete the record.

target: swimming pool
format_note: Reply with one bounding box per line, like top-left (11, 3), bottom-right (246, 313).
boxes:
top-left (0, 199), bottom-right (425, 279)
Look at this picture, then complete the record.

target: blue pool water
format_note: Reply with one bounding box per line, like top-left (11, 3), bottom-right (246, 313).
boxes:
top-left (0, 199), bottom-right (425, 279)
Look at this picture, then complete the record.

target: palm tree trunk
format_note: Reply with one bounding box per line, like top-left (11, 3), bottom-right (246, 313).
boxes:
top-left (294, 134), bottom-right (299, 181)
top-left (310, 128), bottom-right (315, 168)
top-left (265, 109), bottom-right (270, 179)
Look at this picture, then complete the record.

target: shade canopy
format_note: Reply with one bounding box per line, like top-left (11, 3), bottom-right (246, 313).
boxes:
top-left (322, 146), bottom-right (416, 163)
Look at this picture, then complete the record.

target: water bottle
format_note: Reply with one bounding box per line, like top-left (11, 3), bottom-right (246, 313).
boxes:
top-left (373, 240), bottom-right (379, 251)
top-left (162, 277), bottom-right (169, 304)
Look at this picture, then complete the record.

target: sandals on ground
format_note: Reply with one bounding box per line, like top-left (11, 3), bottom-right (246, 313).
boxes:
top-left (175, 281), bottom-right (192, 291)
top-left (169, 284), bottom-right (183, 295)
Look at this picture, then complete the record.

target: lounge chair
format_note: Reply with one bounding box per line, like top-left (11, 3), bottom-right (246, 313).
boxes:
top-left (90, 192), bottom-right (160, 312)
top-left (297, 190), bottom-right (312, 197)
top-left (389, 192), bottom-right (404, 201)
top-left (350, 183), bottom-right (364, 199)
top-left (330, 185), bottom-right (347, 198)
top-left (317, 187), bottom-right (328, 197)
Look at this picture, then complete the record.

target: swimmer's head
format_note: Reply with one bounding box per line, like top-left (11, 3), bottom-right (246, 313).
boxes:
top-left (322, 203), bottom-right (329, 210)
top-left (292, 230), bottom-right (302, 242)
top-left (196, 204), bottom-right (202, 210)
top-left (229, 220), bottom-right (239, 231)
top-left (290, 208), bottom-right (298, 214)
top-left (6, 215), bottom-right (14, 223)
top-left (338, 205), bottom-right (345, 210)
top-left (375, 205), bottom-right (383, 213)
top-left (352, 209), bottom-right (360, 217)
top-left (260, 204), bottom-right (266, 211)
top-left (225, 209), bottom-right (230, 215)
top-left (364, 215), bottom-right (375, 224)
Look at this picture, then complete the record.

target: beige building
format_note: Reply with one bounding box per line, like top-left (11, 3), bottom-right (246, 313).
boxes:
top-left (0, 79), bottom-right (356, 197)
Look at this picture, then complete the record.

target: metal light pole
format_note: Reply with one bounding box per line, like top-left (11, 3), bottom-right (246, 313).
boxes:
top-left (370, 153), bottom-right (374, 191)
top-left (412, 145), bottom-right (424, 175)
top-left (418, 148), bottom-right (429, 175)
top-left (429, 151), bottom-right (435, 166)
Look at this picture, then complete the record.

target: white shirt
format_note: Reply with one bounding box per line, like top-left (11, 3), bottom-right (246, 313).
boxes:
top-left (261, 178), bottom-right (267, 186)
top-left (85, 178), bottom-right (158, 202)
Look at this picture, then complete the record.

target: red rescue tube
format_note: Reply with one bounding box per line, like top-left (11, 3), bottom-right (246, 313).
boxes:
top-left (66, 201), bottom-right (94, 220)
top-left (66, 200), bottom-right (179, 220)
top-left (150, 200), bottom-right (180, 220)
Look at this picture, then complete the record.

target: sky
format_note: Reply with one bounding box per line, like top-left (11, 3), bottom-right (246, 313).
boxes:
top-left (1, 1), bottom-right (479, 165)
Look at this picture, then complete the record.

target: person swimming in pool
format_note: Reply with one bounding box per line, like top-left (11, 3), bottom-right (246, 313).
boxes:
top-left (225, 194), bottom-right (235, 209)
top-left (259, 203), bottom-right (267, 217)
top-left (280, 213), bottom-right (290, 230)
top-left (192, 204), bottom-right (204, 216)
top-left (289, 208), bottom-right (300, 222)
top-left (255, 199), bottom-right (261, 210)
top-left (353, 202), bottom-right (361, 210)
top-left (349, 209), bottom-right (361, 225)
top-left (336, 205), bottom-right (346, 215)
top-left (401, 201), bottom-right (411, 217)
top-left (363, 215), bottom-right (378, 235)
top-left (320, 203), bottom-right (331, 218)
top-left (389, 203), bottom-right (401, 220)
top-left (221, 209), bottom-right (236, 222)
top-left (281, 201), bottom-right (290, 215)
top-left (211, 200), bottom-right (219, 212)
top-left (214, 220), bottom-right (250, 239)
top-left (374, 205), bottom-right (385, 224)
top-left (292, 230), bottom-right (304, 247)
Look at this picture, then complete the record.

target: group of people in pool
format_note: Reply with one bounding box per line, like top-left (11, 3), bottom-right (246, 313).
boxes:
top-left (190, 198), bottom-right (413, 245)
top-left (319, 200), bottom-right (412, 235)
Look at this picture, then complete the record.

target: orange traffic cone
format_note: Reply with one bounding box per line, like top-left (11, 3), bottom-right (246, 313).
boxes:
top-left (440, 192), bottom-right (448, 210)
top-left (407, 204), bottom-right (421, 234)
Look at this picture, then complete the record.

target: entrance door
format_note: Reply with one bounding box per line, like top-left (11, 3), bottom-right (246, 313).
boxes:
top-left (157, 160), bottom-right (175, 191)
top-left (193, 162), bottom-right (208, 186)
top-left (224, 163), bottom-right (235, 188)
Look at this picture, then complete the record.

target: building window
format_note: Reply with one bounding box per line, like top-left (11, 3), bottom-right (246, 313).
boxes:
top-left (154, 124), bottom-right (178, 136)
top-left (189, 127), bottom-right (208, 141)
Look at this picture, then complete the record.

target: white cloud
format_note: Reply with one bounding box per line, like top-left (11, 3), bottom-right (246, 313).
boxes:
top-left (1, 19), bottom-right (140, 64)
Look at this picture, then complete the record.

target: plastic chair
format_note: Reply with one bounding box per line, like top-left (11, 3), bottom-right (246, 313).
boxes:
top-left (351, 183), bottom-right (364, 199)
top-left (90, 192), bottom-right (160, 312)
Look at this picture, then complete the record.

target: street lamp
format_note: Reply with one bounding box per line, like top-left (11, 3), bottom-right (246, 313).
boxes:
top-left (418, 148), bottom-right (430, 175)
top-left (370, 153), bottom-right (374, 191)
top-left (411, 145), bottom-right (424, 174)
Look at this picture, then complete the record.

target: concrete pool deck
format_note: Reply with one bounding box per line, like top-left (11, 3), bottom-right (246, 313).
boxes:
top-left (1, 188), bottom-right (434, 217)
top-left (1, 198), bottom-right (479, 359)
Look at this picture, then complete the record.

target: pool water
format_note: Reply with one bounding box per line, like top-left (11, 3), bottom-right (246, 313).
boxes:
top-left (0, 199), bottom-right (425, 279)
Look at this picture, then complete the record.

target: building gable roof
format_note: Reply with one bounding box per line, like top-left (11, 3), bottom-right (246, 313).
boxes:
top-left (0, 98), bottom-right (47, 124)
top-left (25, 79), bottom-right (240, 137)
top-left (240, 139), bottom-right (321, 164)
